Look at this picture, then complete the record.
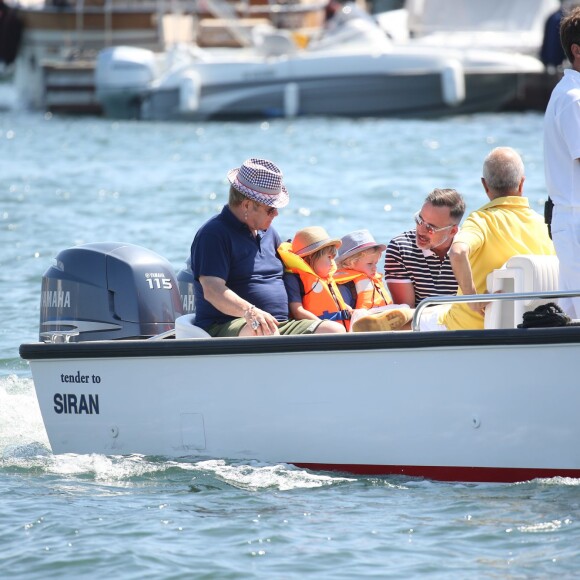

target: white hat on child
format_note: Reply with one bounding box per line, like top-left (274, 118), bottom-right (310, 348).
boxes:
top-left (336, 229), bottom-right (386, 264)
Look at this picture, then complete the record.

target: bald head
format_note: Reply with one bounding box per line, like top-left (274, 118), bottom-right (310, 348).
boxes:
top-left (482, 147), bottom-right (525, 198)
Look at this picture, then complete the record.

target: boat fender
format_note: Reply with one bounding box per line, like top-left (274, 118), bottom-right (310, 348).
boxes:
top-left (284, 83), bottom-right (299, 118)
top-left (179, 71), bottom-right (201, 113)
top-left (292, 31), bottom-right (310, 49)
top-left (441, 59), bottom-right (465, 107)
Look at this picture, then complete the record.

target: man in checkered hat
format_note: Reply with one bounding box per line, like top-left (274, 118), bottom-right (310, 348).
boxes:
top-left (190, 158), bottom-right (346, 337)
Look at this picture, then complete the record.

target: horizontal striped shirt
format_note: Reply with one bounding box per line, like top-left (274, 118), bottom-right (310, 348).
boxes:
top-left (384, 229), bottom-right (458, 307)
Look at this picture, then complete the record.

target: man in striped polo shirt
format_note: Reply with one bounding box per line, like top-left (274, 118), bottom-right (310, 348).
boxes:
top-left (384, 188), bottom-right (466, 307)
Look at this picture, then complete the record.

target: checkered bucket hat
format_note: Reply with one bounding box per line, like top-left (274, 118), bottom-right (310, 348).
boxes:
top-left (227, 158), bottom-right (289, 208)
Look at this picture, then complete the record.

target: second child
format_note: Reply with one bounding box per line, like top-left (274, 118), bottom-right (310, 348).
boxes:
top-left (278, 226), bottom-right (351, 330)
top-left (335, 229), bottom-right (413, 332)
top-left (335, 229), bottom-right (393, 309)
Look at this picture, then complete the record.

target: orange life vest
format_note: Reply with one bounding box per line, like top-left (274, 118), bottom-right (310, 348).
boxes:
top-left (334, 269), bottom-right (392, 310)
top-left (278, 242), bottom-right (350, 328)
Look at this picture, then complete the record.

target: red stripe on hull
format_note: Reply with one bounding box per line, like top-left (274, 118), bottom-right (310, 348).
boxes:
top-left (292, 463), bottom-right (580, 483)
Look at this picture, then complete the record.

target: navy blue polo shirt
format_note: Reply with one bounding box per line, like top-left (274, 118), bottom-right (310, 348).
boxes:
top-left (191, 205), bottom-right (290, 329)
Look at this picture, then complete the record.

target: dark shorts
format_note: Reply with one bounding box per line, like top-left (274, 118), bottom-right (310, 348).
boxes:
top-left (207, 318), bottom-right (321, 337)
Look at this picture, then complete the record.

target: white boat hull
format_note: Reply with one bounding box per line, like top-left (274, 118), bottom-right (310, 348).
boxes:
top-left (97, 54), bottom-right (538, 121)
top-left (94, 5), bottom-right (544, 121)
top-left (20, 328), bottom-right (580, 482)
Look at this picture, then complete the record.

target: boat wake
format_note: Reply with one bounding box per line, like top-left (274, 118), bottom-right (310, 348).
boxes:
top-left (4, 374), bottom-right (579, 489)
top-left (0, 376), bottom-right (355, 489)
top-left (0, 373), bottom-right (49, 455)
top-left (0, 375), bottom-right (360, 489)
top-left (0, 450), bottom-right (356, 494)
top-left (188, 459), bottom-right (355, 492)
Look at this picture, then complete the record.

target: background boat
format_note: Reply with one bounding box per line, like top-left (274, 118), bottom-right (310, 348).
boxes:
top-left (10, 0), bottom-right (327, 111)
top-left (93, 4), bottom-right (545, 121)
top-left (5, 0), bottom-right (565, 114)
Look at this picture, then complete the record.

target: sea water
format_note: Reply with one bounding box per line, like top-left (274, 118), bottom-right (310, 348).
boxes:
top-left (1, 109), bottom-right (579, 578)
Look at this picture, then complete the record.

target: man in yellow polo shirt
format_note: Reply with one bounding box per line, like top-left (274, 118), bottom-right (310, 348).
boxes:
top-left (441, 147), bottom-right (555, 330)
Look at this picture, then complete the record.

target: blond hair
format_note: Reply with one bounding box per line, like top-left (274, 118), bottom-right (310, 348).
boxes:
top-left (304, 245), bottom-right (338, 268)
top-left (340, 247), bottom-right (380, 269)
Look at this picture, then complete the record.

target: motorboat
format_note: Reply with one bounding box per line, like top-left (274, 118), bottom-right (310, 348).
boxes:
top-left (93, 4), bottom-right (545, 121)
top-left (19, 242), bottom-right (580, 483)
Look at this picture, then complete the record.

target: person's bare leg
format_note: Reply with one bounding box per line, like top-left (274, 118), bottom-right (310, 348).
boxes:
top-left (314, 321), bottom-right (347, 334)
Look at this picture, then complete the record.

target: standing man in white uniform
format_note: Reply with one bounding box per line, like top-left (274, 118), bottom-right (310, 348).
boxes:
top-left (544, 6), bottom-right (580, 317)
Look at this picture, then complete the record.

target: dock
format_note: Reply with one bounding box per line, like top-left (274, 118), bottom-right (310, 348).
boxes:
top-left (12, 0), bottom-right (327, 113)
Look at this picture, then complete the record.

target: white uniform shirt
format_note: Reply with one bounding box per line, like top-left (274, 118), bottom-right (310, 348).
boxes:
top-left (544, 69), bottom-right (580, 207)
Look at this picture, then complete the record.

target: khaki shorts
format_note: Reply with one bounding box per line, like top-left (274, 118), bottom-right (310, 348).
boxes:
top-left (207, 318), bottom-right (321, 337)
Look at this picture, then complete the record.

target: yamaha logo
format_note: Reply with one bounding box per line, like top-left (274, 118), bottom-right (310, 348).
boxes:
top-left (41, 291), bottom-right (71, 308)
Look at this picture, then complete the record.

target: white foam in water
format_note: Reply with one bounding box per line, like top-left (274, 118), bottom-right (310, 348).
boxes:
top-left (0, 448), bottom-right (195, 482)
top-left (536, 477), bottom-right (580, 486)
top-left (0, 374), bottom-right (50, 455)
top-left (516, 520), bottom-right (572, 533)
top-left (0, 375), bottom-right (353, 488)
top-left (47, 453), bottom-right (173, 481)
top-left (191, 459), bottom-right (355, 491)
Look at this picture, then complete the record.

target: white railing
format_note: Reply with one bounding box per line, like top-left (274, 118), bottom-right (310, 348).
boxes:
top-left (412, 290), bottom-right (580, 332)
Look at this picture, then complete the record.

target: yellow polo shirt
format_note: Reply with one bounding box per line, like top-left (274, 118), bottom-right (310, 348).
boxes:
top-left (441, 196), bottom-right (555, 330)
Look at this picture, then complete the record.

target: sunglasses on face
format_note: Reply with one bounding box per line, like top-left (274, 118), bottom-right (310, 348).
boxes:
top-left (253, 201), bottom-right (277, 216)
top-left (414, 212), bottom-right (455, 235)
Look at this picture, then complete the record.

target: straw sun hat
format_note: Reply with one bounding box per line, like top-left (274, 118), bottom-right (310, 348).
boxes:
top-left (227, 158), bottom-right (289, 208)
top-left (292, 226), bottom-right (342, 257)
top-left (336, 229), bottom-right (386, 264)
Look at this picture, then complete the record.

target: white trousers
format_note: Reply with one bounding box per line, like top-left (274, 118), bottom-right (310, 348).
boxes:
top-left (552, 205), bottom-right (580, 319)
top-left (418, 304), bottom-right (450, 331)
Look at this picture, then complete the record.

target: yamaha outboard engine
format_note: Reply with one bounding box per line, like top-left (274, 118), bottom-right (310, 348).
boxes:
top-left (40, 242), bottom-right (183, 342)
top-left (176, 256), bottom-right (195, 314)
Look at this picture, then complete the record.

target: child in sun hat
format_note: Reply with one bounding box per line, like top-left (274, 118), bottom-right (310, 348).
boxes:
top-left (278, 226), bottom-right (352, 329)
top-left (334, 229), bottom-right (413, 332)
top-left (335, 229), bottom-right (392, 309)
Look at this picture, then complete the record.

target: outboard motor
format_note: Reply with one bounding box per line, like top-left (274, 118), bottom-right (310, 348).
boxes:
top-left (95, 46), bottom-right (158, 119)
top-left (176, 256), bottom-right (195, 314)
top-left (40, 242), bottom-right (183, 342)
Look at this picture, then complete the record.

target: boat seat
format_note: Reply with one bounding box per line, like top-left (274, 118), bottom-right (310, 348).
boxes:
top-left (484, 255), bottom-right (559, 329)
top-left (174, 314), bottom-right (211, 339)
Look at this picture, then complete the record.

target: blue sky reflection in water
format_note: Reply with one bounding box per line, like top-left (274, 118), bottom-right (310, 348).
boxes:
top-left (1, 110), bottom-right (579, 578)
